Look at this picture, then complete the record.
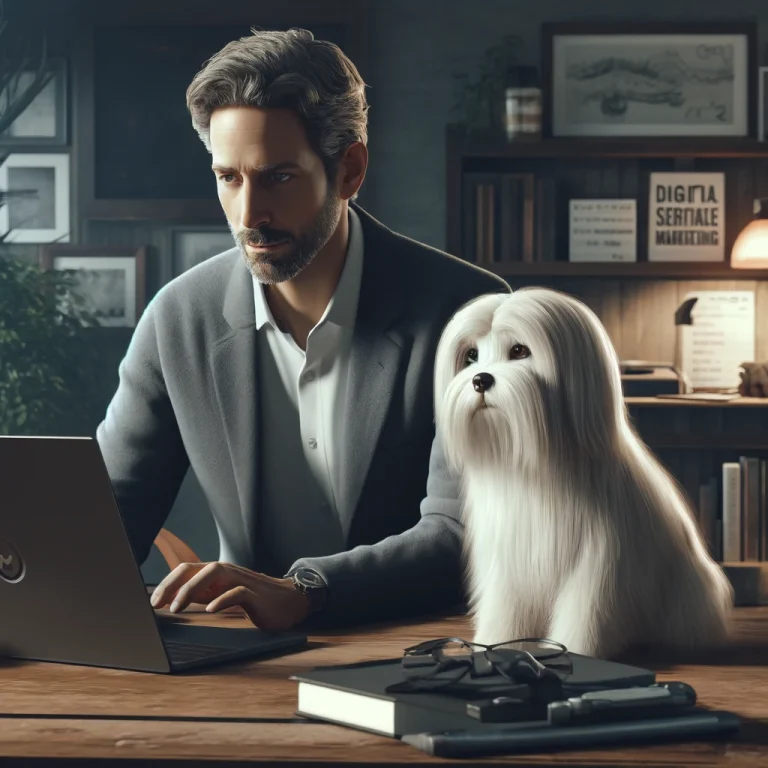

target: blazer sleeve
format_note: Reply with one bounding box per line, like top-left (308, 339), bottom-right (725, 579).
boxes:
top-left (288, 271), bottom-right (510, 627)
top-left (288, 427), bottom-right (466, 627)
top-left (96, 299), bottom-right (190, 565)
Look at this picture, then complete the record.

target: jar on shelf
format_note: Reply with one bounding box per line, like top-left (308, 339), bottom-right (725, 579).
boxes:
top-left (504, 65), bottom-right (541, 140)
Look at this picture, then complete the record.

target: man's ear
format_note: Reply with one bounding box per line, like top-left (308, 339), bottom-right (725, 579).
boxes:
top-left (337, 141), bottom-right (368, 201)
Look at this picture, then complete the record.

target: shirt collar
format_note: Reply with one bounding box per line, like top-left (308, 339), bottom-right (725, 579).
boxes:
top-left (253, 206), bottom-right (364, 332)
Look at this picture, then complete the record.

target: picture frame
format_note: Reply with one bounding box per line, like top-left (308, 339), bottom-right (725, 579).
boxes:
top-left (0, 152), bottom-right (70, 243)
top-left (542, 22), bottom-right (757, 138)
top-left (0, 58), bottom-right (68, 146)
top-left (39, 245), bottom-right (147, 328)
top-left (171, 227), bottom-right (235, 277)
top-left (759, 66), bottom-right (768, 142)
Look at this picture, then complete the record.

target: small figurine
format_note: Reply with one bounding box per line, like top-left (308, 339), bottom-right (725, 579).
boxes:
top-left (739, 362), bottom-right (768, 398)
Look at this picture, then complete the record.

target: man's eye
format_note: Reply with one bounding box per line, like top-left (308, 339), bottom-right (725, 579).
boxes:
top-left (510, 344), bottom-right (530, 360)
top-left (465, 348), bottom-right (478, 366)
top-left (219, 174), bottom-right (236, 183)
top-left (271, 173), bottom-right (292, 183)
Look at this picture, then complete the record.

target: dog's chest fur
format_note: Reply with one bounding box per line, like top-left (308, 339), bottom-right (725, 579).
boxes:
top-left (462, 476), bottom-right (587, 599)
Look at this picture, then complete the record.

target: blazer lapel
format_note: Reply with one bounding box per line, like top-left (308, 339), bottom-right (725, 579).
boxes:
top-left (210, 254), bottom-right (260, 562)
top-left (208, 207), bottom-right (409, 554)
top-left (337, 205), bottom-right (408, 541)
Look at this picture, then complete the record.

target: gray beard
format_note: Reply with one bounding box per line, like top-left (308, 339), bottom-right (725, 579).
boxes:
top-left (230, 189), bottom-right (343, 285)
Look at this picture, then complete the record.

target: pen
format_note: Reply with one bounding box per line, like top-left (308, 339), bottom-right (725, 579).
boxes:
top-left (401, 710), bottom-right (740, 758)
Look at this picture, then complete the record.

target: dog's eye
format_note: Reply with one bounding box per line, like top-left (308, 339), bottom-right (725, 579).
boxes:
top-left (465, 348), bottom-right (478, 366)
top-left (510, 344), bottom-right (530, 360)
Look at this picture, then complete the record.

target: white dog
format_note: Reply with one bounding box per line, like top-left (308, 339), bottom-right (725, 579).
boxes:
top-left (434, 287), bottom-right (733, 659)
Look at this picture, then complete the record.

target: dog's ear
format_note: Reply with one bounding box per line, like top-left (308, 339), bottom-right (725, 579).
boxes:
top-left (551, 296), bottom-right (624, 457)
top-left (434, 307), bottom-right (470, 421)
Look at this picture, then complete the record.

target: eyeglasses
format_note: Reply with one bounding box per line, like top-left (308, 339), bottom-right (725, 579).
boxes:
top-left (385, 636), bottom-right (572, 694)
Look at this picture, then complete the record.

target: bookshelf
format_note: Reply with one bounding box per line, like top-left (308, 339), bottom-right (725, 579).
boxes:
top-left (445, 123), bottom-right (768, 268)
top-left (626, 398), bottom-right (768, 605)
top-left (445, 126), bottom-right (768, 601)
top-left (486, 262), bottom-right (768, 280)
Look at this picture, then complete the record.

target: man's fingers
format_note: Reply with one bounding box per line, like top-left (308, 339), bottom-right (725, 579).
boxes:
top-left (205, 585), bottom-right (261, 623)
top-left (150, 562), bottom-right (205, 607)
top-left (168, 562), bottom-right (236, 613)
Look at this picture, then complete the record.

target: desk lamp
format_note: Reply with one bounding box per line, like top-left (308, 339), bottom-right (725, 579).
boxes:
top-left (731, 198), bottom-right (768, 269)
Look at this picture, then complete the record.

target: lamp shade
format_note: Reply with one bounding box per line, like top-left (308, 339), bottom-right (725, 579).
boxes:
top-left (731, 198), bottom-right (768, 269)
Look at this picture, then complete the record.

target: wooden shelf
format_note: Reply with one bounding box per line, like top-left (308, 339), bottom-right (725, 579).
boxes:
top-left (448, 129), bottom-right (768, 159)
top-left (483, 262), bottom-right (768, 280)
top-left (641, 437), bottom-right (768, 449)
top-left (626, 397), bottom-right (768, 408)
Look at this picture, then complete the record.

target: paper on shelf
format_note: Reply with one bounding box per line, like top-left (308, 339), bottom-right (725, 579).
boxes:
top-left (679, 291), bottom-right (755, 390)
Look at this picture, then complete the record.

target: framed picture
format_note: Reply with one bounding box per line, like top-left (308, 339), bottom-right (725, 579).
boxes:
top-left (171, 227), bottom-right (235, 277)
top-left (39, 245), bottom-right (147, 328)
top-left (0, 58), bottom-right (68, 146)
top-left (0, 152), bottom-right (70, 243)
top-left (90, 23), bottom-right (345, 202)
top-left (542, 23), bottom-right (757, 137)
top-left (759, 67), bottom-right (768, 142)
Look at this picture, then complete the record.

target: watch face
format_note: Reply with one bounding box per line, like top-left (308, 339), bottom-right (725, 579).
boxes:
top-left (296, 568), bottom-right (324, 589)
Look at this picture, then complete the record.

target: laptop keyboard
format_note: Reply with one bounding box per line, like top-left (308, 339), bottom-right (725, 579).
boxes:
top-left (163, 640), bottom-right (241, 664)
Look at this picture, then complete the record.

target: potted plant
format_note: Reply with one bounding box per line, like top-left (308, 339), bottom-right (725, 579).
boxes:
top-left (0, 1), bottom-right (105, 436)
top-left (0, 237), bottom-right (105, 435)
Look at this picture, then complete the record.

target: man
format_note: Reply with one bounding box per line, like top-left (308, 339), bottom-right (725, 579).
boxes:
top-left (96, 27), bottom-right (510, 632)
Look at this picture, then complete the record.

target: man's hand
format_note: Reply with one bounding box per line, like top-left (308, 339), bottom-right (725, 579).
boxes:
top-left (149, 562), bottom-right (311, 631)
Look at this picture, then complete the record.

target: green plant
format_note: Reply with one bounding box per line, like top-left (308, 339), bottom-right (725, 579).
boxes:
top-left (0, 253), bottom-right (103, 435)
top-left (0, 3), bottom-right (103, 436)
top-left (450, 34), bottom-right (525, 134)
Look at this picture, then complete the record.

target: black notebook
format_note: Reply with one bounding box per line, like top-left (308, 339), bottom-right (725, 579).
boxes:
top-left (291, 654), bottom-right (656, 738)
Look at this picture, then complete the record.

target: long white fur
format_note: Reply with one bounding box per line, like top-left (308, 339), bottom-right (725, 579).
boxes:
top-left (434, 287), bottom-right (733, 659)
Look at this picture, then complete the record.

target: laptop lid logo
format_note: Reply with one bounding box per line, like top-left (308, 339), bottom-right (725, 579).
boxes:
top-left (0, 539), bottom-right (24, 583)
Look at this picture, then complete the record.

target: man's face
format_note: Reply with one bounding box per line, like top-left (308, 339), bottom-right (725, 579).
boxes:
top-left (209, 106), bottom-right (342, 284)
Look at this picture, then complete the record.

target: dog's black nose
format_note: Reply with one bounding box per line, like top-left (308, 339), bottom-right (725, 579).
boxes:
top-left (472, 372), bottom-right (495, 393)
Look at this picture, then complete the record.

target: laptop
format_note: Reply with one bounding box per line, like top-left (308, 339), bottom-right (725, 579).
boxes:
top-left (0, 435), bottom-right (308, 673)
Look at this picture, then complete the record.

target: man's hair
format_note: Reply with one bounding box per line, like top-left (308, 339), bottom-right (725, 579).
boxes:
top-left (186, 27), bottom-right (368, 182)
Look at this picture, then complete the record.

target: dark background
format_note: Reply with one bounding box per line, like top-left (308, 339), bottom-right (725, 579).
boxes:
top-left (3, 0), bottom-right (768, 583)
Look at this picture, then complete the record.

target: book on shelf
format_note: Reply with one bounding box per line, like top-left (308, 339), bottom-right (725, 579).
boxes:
top-left (701, 456), bottom-right (767, 564)
top-left (462, 171), bottom-right (556, 264)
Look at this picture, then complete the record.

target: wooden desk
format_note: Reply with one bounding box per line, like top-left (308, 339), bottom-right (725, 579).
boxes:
top-left (1, 606), bottom-right (768, 767)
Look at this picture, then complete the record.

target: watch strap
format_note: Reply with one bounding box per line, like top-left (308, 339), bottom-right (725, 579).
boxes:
top-left (290, 567), bottom-right (328, 614)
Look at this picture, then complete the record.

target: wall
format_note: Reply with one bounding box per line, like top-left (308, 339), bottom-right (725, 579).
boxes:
top-left (5, 0), bottom-right (768, 583)
top-left (363, 0), bottom-right (768, 250)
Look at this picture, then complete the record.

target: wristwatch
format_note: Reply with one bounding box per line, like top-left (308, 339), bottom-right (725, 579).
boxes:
top-left (290, 567), bottom-right (328, 614)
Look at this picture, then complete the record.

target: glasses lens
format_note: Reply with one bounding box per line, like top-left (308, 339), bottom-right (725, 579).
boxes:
top-left (402, 639), bottom-right (473, 688)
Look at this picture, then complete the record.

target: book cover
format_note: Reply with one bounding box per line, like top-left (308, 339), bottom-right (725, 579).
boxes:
top-left (291, 654), bottom-right (655, 738)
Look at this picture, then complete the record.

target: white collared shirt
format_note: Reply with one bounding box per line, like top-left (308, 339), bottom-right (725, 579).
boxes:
top-left (252, 208), bottom-right (364, 575)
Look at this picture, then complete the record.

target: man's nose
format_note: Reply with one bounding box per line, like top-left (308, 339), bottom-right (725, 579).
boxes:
top-left (472, 372), bottom-right (495, 393)
top-left (238, 182), bottom-right (271, 231)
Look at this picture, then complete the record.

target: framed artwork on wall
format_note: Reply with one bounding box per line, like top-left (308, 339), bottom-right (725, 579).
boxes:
top-left (0, 152), bottom-right (70, 243)
top-left (72, 0), bottom-right (368, 222)
top-left (0, 58), bottom-right (69, 146)
top-left (171, 227), bottom-right (235, 277)
top-left (39, 245), bottom-right (148, 328)
top-left (542, 22), bottom-right (757, 138)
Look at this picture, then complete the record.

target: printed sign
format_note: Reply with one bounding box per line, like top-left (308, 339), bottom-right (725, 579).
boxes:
top-left (648, 172), bottom-right (725, 261)
top-left (569, 199), bottom-right (637, 262)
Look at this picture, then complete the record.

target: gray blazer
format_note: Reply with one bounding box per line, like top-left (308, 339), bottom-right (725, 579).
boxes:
top-left (96, 203), bottom-right (510, 626)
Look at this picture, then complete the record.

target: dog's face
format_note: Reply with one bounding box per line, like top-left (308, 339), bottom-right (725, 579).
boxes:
top-left (434, 288), bottom-right (625, 474)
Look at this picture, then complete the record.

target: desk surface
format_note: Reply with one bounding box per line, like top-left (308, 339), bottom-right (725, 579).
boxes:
top-left (2, 605), bottom-right (768, 767)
